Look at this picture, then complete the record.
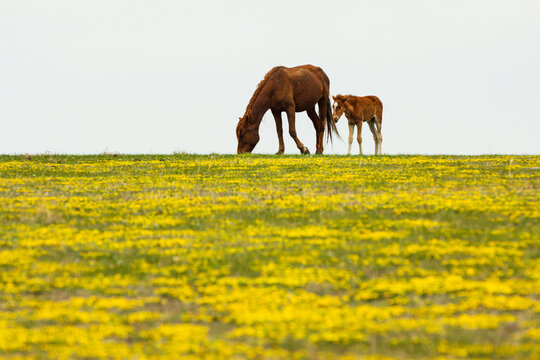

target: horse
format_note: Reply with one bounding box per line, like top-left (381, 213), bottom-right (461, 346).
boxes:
top-left (236, 65), bottom-right (339, 154)
top-left (332, 95), bottom-right (383, 155)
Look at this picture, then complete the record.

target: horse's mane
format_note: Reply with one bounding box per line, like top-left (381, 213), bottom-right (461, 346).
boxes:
top-left (237, 66), bottom-right (284, 135)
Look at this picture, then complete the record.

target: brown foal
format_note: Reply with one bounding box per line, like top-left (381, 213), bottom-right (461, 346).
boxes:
top-left (332, 95), bottom-right (383, 155)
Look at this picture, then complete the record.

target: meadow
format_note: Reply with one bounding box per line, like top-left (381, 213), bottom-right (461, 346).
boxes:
top-left (0, 154), bottom-right (539, 359)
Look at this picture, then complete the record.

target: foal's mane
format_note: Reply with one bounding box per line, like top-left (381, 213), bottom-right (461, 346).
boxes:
top-left (237, 66), bottom-right (284, 134)
top-left (335, 94), bottom-right (353, 103)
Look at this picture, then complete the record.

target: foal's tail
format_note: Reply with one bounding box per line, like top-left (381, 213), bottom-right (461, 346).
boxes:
top-left (326, 97), bottom-right (341, 143)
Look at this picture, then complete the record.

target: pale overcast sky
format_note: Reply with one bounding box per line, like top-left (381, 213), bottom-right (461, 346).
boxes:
top-left (1, 0), bottom-right (539, 155)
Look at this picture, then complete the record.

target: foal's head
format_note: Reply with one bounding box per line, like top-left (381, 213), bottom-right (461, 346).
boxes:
top-left (236, 116), bottom-right (260, 154)
top-left (332, 95), bottom-right (348, 123)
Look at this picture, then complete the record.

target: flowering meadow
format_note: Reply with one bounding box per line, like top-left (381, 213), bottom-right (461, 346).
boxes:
top-left (0, 154), bottom-right (539, 359)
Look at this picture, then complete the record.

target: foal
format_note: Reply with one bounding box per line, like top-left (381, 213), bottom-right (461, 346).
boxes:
top-left (332, 95), bottom-right (383, 155)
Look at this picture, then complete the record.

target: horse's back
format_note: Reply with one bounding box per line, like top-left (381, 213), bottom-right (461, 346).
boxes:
top-left (344, 95), bottom-right (382, 121)
top-left (283, 65), bottom-right (329, 85)
top-left (278, 65), bottom-right (328, 110)
top-left (360, 96), bottom-right (382, 107)
top-left (287, 64), bottom-right (323, 73)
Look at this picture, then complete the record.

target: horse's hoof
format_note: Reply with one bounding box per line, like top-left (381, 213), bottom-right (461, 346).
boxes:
top-left (276, 150), bottom-right (284, 155)
top-left (302, 148), bottom-right (310, 155)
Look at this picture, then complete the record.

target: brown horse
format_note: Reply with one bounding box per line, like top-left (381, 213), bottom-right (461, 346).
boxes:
top-left (332, 95), bottom-right (383, 155)
top-left (236, 65), bottom-right (339, 154)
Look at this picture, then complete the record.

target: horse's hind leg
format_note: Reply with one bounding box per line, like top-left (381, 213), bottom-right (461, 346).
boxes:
top-left (375, 117), bottom-right (382, 154)
top-left (272, 109), bottom-right (285, 154)
top-left (307, 108), bottom-right (323, 154)
top-left (368, 119), bottom-right (381, 155)
top-left (286, 106), bottom-right (309, 154)
top-left (317, 99), bottom-right (328, 152)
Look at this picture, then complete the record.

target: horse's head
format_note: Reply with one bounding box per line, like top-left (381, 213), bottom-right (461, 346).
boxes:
top-left (236, 116), bottom-right (260, 154)
top-left (332, 95), bottom-right (347, 123)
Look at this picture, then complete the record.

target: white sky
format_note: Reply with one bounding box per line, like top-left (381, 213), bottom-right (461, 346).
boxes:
top-left (1, 0), bottom-right (539, 155)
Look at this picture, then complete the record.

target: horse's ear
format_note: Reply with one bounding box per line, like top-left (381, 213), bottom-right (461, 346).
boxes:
top-left (332, 95), bottom-right (336, 100)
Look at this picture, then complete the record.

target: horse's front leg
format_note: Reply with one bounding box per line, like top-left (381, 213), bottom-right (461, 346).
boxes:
top-left (271, 109), bottom-right (285, 154)
top-left (286, 106), bottom-right (309, 154)
top-left (357, 121), bottom-right (363, 155)
top-left (347, 123), bottom-right (355, 155)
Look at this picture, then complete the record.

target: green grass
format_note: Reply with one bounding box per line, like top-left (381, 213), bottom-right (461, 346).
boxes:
top-left (0, 154), bottom-right (539, 359)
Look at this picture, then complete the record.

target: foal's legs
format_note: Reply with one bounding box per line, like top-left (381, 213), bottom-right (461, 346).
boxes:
top-left (357, 121), bottom-right (363, 155)
top-left (307, 107), bottom-right (324, 154)
top-left (271, 109), bottom-right (285, 154)
top-left (368, 119), bottom-right (381, 155)
top-left (347, 123), bottom-right (355, 155)
top-left (375, 118), bottom-right (382, 154)
top-left (286, 106), bottom-right (309, 154)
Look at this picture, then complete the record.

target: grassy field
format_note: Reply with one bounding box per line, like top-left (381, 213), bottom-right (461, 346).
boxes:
top-left (0, 154), bottom-right (539, 359)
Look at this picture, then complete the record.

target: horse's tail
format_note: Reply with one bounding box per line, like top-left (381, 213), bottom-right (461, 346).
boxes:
top-left (326, 97), bottom-right (340, 143)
